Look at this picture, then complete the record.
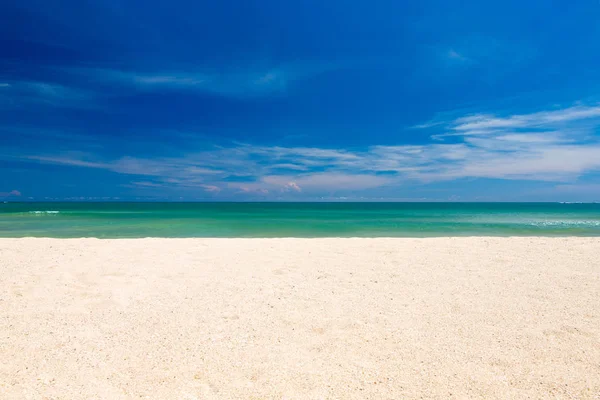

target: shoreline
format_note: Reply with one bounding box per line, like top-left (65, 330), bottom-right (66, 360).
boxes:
top-left (2, 237), bottom-right (599, 398)
top-left (2, 234), bottom-right (600, 239)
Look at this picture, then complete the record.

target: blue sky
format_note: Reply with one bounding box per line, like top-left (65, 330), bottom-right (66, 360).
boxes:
top-left (2, 0), bottom-right (600, 201)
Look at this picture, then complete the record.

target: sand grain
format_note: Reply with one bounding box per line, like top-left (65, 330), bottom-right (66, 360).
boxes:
top-left (1, 238), bottom-right (599, 399)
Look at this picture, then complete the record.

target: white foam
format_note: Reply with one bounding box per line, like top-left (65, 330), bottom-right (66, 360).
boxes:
top-left (533, 220), bottom-right (600, 227)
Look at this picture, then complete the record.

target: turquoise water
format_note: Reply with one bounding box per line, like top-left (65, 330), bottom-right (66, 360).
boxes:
top-left (1, 202), bottom-right (599, 238)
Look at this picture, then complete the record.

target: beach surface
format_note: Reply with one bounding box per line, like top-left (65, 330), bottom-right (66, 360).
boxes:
top-left (1, 237), bottom-right (599, 399)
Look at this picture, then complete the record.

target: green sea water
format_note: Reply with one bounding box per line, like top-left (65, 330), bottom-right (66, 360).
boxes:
top-left (1, 202), bottom-right (599, 238)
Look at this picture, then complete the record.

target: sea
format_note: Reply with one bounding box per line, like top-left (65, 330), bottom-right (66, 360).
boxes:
top-left (1, 202), bottom-right (600, 238)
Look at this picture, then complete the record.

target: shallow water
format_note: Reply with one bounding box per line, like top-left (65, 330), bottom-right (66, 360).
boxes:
top-left (1, 202), bottom-right (599, 238)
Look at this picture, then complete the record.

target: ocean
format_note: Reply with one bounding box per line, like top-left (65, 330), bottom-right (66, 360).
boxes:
top-left (1, 202), bottom-right (599, 238)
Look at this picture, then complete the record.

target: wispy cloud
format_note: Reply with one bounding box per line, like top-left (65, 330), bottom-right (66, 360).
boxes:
top-left (10, 102), bottom-right (600, 196)
top-left (0, 190), bottom-right (21, 197)
top-left (429, 105), bottom-right (600, 137)
top-left (0, 80), bottom-right (92, 109)
top-left (410, 103), bottom-right (600, 181)
top-left (463, 105), bottom-right (600, 128)
top-left (0, 61), bottom-right (332, 111)
top-left (262, 173), bottom-right (391, 192)
top-left (436, 36), bottom-right (535, 77)
top-left (67, 64), bottom-right (331, 98)
top-left (130, 181), bottom-right (163, 188)
top-left (446, 49), bottom-right (469, 63)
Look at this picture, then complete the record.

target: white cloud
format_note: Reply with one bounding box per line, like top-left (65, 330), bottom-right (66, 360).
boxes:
top-left (493, 133), bottom-right (570, 144)
top-left (283, 182), bottom-right (302, 192)
top-left (12, 102), bottom-right (600, 196)
top-left (262, 173), bottom-right (393, 192)
top-left (451, 105), bottom-right (600, 133)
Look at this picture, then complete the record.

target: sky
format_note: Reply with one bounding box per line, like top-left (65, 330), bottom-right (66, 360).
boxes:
top-left (1, 0), bottom-right (600, 201)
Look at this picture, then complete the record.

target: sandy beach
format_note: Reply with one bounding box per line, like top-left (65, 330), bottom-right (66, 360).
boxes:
top-left (1, 237), bottom-right (599, 399)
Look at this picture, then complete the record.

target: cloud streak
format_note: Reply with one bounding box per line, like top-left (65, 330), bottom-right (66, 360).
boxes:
top-left (430, 105), bottom-right (600, 137)
top-left (10, 103), bottom-right (600, 196)
top-left (66, 64), bottom-right (332, 98)
top-left (0, 80), bottom-right (92, 109)
top-left (0, 63), bottom-right (333, 112)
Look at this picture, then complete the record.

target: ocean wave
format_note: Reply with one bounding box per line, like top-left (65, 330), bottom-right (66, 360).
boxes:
top-left (29, 211), bottom-right (60, 214)
top-left (530, 220), bottom-right (600, 227)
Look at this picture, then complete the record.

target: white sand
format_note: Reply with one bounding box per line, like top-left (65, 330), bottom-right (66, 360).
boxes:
top-left (1, 238), bottom-right (599, 399)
